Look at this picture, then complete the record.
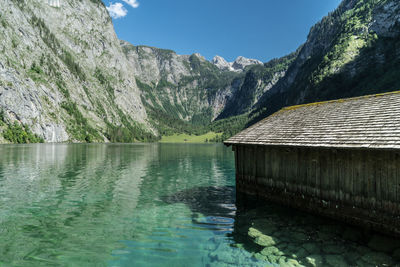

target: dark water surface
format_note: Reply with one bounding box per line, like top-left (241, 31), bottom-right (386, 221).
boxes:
top-left (0, 143), bottom-right (399, 266)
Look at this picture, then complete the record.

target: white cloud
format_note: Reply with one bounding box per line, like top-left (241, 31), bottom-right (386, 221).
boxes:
top-left (122, 0), bottom-right (139, 8)
top-left (106, 2), bottom-right (128, 19)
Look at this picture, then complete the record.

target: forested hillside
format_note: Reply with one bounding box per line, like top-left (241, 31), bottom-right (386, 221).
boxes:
top-left (0, 0), bottom-right (399, 143)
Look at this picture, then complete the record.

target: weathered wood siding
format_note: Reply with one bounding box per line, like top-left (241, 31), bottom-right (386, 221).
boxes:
top-left (234, 144), bottom-right (400, 235)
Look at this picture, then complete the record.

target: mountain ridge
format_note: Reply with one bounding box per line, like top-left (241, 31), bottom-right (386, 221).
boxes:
top-left (0, 0), bottom-right (399, 143)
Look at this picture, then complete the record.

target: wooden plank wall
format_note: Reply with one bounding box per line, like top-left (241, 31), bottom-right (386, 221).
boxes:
top-left (234, 145), bottom-right (400, 218)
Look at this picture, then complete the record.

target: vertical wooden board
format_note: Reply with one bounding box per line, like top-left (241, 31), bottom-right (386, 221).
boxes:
top-left (319, 150), bottom-right (328, 200)
top-left (284, 148), bottom-right (290, 192)
top-left (344, 150), bottom-right (352, 205)
top-left (395, 152), bottom-right (400, 214)
top-left (289, 147), bottom-right (298, 193)
top-left (336, 150), bottom-right (347, 204)
top-left (311, 150), bottom-right (317, 197)
top-left (234, 145), bottom-right (239, 184)
top-left (353, 150), bottom-right (361, 207)
top-left (243, 146), bottom-right (249, 179)
top-left (250, 146), bottom-right (256, 183)
top-left (282, 148), bottom-right (289, 192)
top-left (366, 150), bottom-right (376, 210)
top-left (307, 149), bottom-right (312, 196)
top-left (265, 147), bottom-right (272, 188)
top-left (300, 148), bottom-right (308, 196)
top-left (256, 146), bottom-right (265, 178)
top-left (252, 146), bottom-right (257, 178)
top-left (330, 150), bottom-right (337, 202)
top-left (292, 148), bottom-right (299, 194)
top-left (272, 148), bottom-right (280, 189)
top-left (236, 146), bottom-right (240, 175)
top-left (359, 150), bottom-right (367, 209)
top-left (276, 148), bottom-right (283, 190)
top-left (315, 149), bottom-right (321, 199)
top-left (237, 146), bottom-right (242, 176)
top-left (387, 151), bottom-right (397, 212)
top-left (332, 149), bottom-right (339, 203)
top-left (305, 149), bottom-right (311, 196)
top-left (381, 151), bottom-right (388, 212)
top-left (350, 150), bottom-right (356, 206)
top-left (376, 151), bottom-right (383, 211)
top-left (241, 145), bottom-right (246, 176)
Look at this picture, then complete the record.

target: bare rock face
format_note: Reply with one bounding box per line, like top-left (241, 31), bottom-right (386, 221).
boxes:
top-left (0, 0), bottom-right (149, 142)
top-left (231, 56), bottom-right (263, 71)
top-left (371, 0), bottom-right (400, 37)
top-left (212, 55), bottom-right (263, 72)
top-left (211, 56), bottom-right (233, 72)
top-left (121, 43), bottom-right (241, 121)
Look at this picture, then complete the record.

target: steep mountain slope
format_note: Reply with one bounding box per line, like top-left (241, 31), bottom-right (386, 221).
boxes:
top-left (251, 0), bottom-right (400, 123)
top-left (120, 42), bottom-right (281, 135)
top-left (2, 0), bottom-right (398, 143)
top-left (0, 0), bottom-right (155, 143)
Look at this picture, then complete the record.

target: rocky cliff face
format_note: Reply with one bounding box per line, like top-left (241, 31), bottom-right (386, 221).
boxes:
top-left (0, 0), bottom-right (152, 143)
top-left (212, 55), bottom-right (263, 72)
top-left (2, 0), bottom-right (398, 143)
top-left (251, 0), bottom-right (400, 123)
top-left (120, 42), bottom-right (273, 133)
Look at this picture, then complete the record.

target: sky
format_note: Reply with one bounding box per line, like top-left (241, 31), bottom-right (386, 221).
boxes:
top-left (103, 0), bottom-right (342, 63)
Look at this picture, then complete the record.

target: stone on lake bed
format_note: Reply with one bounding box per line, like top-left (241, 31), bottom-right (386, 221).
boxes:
top-left (292, 248), bottom-right (308, 259)
top-left (254, 252), bottom-right (268, 262)
top-left (251, 219), bottom-right (277, 234)
top-left (285, 258), bottom-right (303, 267)
top-left (254, 234), bottom-right (279, 247)
top-left (325, 254), bottom-right (348, 266)
top-left (248, 227), bottom-right (263, 238)
top-left (248, 227), bottom-right (279, 247)
top-left (260, 246), bottom-right (284, 257)
top-left (302, 243), bottom-right (320, 254)
top-left (322, 244), bottom-right (346, 254)
top-left (291, 231), bottom-right (309, 241)
top-left (305, 254), bottom-right (324, 267)
top-left (361, 251), bottom-right (393, 266)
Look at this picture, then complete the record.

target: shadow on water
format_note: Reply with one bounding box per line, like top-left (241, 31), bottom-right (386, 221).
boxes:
top-left (162, 185), bottom-right (236, 218)
top-left (163, 186), bottom-right (400, 266)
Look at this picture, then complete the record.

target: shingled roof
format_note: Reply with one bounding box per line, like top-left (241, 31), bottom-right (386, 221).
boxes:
top-left (225, 91), bottom-right (400, 149)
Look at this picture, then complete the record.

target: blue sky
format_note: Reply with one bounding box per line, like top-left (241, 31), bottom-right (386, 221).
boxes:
top-left (103, 0), bottom-right (342, 62)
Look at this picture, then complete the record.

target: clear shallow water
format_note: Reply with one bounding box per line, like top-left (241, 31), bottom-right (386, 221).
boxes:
top-left (0, 143), bottom-right (399, 267)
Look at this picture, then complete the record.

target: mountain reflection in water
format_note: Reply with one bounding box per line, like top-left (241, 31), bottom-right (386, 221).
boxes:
top-left (0, 143), bottom-right (399, 266)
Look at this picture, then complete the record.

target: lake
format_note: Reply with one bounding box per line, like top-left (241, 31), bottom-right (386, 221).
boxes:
top-left (0, 143), bottom-right (399, 266)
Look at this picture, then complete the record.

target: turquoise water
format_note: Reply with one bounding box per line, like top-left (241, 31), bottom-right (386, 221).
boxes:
top-left (0, 143), bottom-right (399, 266)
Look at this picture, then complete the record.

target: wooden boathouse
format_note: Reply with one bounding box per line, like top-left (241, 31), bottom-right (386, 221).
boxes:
top-left (224, 91), bottom-right (400, 235)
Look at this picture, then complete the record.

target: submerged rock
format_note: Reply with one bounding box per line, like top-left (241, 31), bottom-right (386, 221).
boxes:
top-left (254, 234), bottom-right (278, 247)
top-left (260, 246), bottom-right (284, 257)
top-left (305, 255), bottom-right (324, 267)
top-left (325, 254), bottom-right (348, 266)
top-left (322, 244), bottom-right (346, 254)
top-left (302, 243), bottom-right (320, 254)
top-left (292, 248), bottom-right (308, 259)
top-left (248, 227), bottom-right (279, 247)
top-left (361, 251), bottom-right (393, 266)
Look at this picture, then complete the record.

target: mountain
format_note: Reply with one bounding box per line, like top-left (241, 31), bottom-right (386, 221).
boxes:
top-left (211, 56), bottom-right (263, 72)
top-left (120, 42), bottom-right (271, 136)
top-left (250, 0), bottom-right (400, 123)
top-left (0, 0), bottom-right (267, 143)
top-left (0, 0), bottom-right (154, 143)
top-left (1, 0), bottom-right (399, 143)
